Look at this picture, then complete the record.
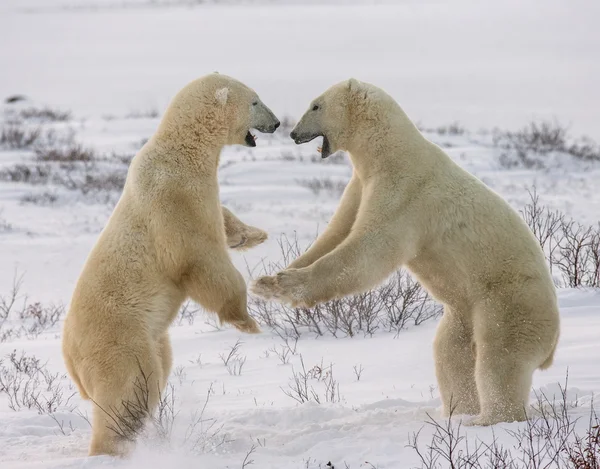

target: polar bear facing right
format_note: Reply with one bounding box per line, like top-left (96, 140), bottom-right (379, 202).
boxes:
top-left (63, 73), bottom-right (278, 457)
top-left (252, 79), bottom-right (560, 426)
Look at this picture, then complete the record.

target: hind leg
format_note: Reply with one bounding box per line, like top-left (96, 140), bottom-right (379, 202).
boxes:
top-left (468, 343), bottom-right (534, 426)
top-left (468, 301), bottom-right (540, 426)
top-left (433, 307), bottom-right (479, 416)
top-left (86, 346), bottom-right (163, 457)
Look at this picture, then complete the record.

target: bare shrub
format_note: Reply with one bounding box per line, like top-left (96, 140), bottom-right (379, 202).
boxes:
top-left (309, 152), bottom-right (348, 165)
top-left (76, 168), bottom-right (126, 194)
top-left (175, 300), bottom-right (201, 326)
top-left (281, 355), bottom-right (341, 404)
top-left (296, 177), bottom-right (348, 197)
top-left (494, 120), bottom-right (600, 168)
top-left (0, 123), bottom-right (41, 149)
top-left (554, 221), bottom-right (599, 288)
top-left (226, 356), bottom-right (247, 376)
top-left (183, 383), bottom-right (231, 453)
top-left (436, 122), bottom-right (465, 136)
top-left (0, 163), bottom-right (52, 184)
top-left (408, 376), bottom-right (598, 469)
top-left (569, 136), bottom-right (600, 162)
top-left (1, 275), bottom-right (66, 342)
top-left (20, 107), bottom-right (71, 122)
top-left (0, 350), bottom-right (75, 414)
top-left (19, 302), bottom-right (65, 339)
top-left (520, 189), bottom-right (600, 288)
top-left (20, 191), bottom-right (59, 205)
top-left (34, 144), bottom-right (95, 162)
top-left (519, 187), bottom-right (564, 273)
top-left (353, 364), bottom-right (364, 382)
top-left (248, 234), bottom-right (441, 339)
top-left (270, 337), bottom-right (298, 365)
top-left (219, 340), bottom-right (246, 375)
top-left (419, 122), bottom-right (466, 136)
top-left (241, 444), bottom-right (257, 469)
top-left (126, 109), bottom-right (159, 119)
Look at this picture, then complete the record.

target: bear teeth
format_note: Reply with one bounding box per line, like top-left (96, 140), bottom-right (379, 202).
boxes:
top-left (317, 147), bottom-right (322, 153)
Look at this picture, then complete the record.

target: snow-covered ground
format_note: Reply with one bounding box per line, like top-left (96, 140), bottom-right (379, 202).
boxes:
top-left (1, 0), bottom-right (599, 468)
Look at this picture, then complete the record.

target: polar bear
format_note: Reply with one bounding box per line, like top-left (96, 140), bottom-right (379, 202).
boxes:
top-left (62, 73), bottom-right (279, 457)
top-left (252, 79), bottom-right (560, 426)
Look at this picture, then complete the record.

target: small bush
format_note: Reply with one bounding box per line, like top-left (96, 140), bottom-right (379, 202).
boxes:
top-left (34, 144), bottom-right (95, 162)
top-left (20, 107), bottom-right (71, 122)
top-left (20, 191), bottom-right (59, 205)
top-left (0, 124), bottom-right (41, 149)
top-left (408, 376), bottom-right (598, 469)
top-left (495, 120), bottom-right (600, 168)
top-left (419, 122), bottom-right (466, 136)
top-left (0, 350), bottom-right (75, 414)
top-left (126, 109), bottom-right (159, 119)
top-left (296, 177), bottom-right (348, 197)
top-left (281, 355), bottom-right (342, 404)
top-left (0, 274), bottom-right (66, 342)
top-left (521, 188), bottom-right (600, 288)
top-left (0, 163), bottom-right (52, 184)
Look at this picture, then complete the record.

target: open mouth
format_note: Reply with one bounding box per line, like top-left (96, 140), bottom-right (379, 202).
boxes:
top-left (245, 130), bottom-right (257, 147)
top-left (316, 135), bottom-right (331, 159)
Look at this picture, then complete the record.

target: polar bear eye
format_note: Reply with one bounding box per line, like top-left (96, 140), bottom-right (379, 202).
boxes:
top-left (252, 101), bottom-right (258, 106)
top-left (312, 105), bottom-right (319, 111)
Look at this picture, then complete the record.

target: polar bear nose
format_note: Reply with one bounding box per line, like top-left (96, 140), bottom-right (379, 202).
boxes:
top-left (273, 121), bottom-right (280, 130)
top-left (290, 130), bottom-right (298, 140)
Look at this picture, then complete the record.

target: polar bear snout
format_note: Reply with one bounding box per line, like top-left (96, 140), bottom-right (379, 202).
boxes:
top-left (290, 129), bottom-right (320, 145)
top-left (250, 100), bottom-right (280, 134)
top-left (255, 120), bottom-right (280, 134)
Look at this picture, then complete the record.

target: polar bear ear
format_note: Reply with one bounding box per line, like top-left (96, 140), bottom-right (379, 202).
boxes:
top-left (347, 78), bottom-right (369, 100)
top-left (347, 78), bottom-right (362, 92)
top-left (215, 87), bottom-right (229, 106)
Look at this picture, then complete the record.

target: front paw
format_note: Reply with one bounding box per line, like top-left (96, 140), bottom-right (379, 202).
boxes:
top-left (242, 226), bottom-right (268, 249)
top-left (251, 269), bottom-right (315, 308)
top-left (228, 226), bottom-right (268, 250)
top-left (251, 275), bottom-right (282, 300)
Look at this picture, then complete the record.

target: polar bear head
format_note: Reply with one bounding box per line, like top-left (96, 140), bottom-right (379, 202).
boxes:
top-left (160, 73), bottom-right (280, 149)
top-left (290, 78), bottom-right (395, 158)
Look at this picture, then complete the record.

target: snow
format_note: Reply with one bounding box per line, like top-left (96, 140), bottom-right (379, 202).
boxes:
top-left (1, 0), bottom-right (599, 467)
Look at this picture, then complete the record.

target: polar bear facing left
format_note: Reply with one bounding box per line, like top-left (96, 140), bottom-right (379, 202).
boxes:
top-left (62, 73), bottom-right (279, 457)
top-left (252, 79), bottom-right (559, 428)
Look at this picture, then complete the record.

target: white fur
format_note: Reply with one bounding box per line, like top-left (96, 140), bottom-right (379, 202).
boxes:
top-left (253, 79), bottom-right (560, 426)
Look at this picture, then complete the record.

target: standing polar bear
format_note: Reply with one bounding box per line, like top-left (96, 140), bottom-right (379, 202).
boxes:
top-left (252, 79), bottom-right (560, 426)
top-left (63, 73), bottom-right (279, 456)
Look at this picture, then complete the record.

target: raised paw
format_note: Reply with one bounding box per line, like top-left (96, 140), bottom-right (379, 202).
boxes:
top-left (251, 268), bottom-right (316, 308)
top-left (250, 275), bottom-right (282, 300)
top-left (228, 225), bottom-right (268, 251)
